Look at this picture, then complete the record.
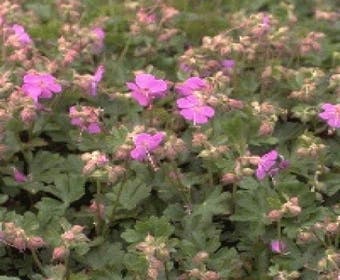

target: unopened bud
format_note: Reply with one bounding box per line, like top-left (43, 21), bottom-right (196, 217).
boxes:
top-left (52, 246), bottom-right (69, 261)
top-left (20, 108), bottom-right (36, 125)
top-left (313, 222), bottom-right (324, 230)
top-left (188, 268), bottom-right (201, 278)
top-left (297, 231), bottom-right (315, 243)
top-left (204, 271), bottom-right (220, 280)
top-left (325, 222), bottom-right (338, 234)
top-left (13, 237), bottom-right (26, 251)
top-left (286, 204), bottom-right (301, 216)
top-left (71, 225), bottom-right (84, 234)
top-left (289, 197), bottom-right (299, 205)
top-left (288, 271), bottom-right (300, 279)
top-left (221, 173), bottom-right (239, 184)
top-left (242, 168), bottom-right (254, 176)
top-left (259, 121), bottom-right (274, 136)
top-left (192, 133), bottom-right (208, 147)
top-left (228, 98), bottom-right (244, 110)
top-left (296, 147), bottom-right (309, 157)
top-left (27, 236), bottom-right (45, 250)
top-left (89, 201), bottom-right (105, 219)
top-left (267, 209), bottom-right (283, 222)
top-left (193, 251), bottom-right (209, 264)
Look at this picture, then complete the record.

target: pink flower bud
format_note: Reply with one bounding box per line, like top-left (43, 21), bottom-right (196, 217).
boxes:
top-left (89, 201), bottom-right (105, 219)
top-left (221, 173), bottom-right (239, 184)
top-left (325, 223), bottom-right (338, 234)
top-left (267, 209), bottom-right (283, 222)
top-left (13, 169), bottom-right (27, 183)
top-left (204, 271), bottom-right (220, 280)
top-left (192, 251), bottom-right (209, 264)
top-left (52, 246), bottom-right (69, 261)
top-left (270, 240), bottom-right (287, 254)
top-left (286, 204), bottom-right (301, 216)
top-left (13, 237), bottom-right (26, 251)
top-left (27, 236), bottom-right (45, 249)
top-left (228, 98), bottom-right (244, 110)
top-left (20, 107), bottom-right (37, 125)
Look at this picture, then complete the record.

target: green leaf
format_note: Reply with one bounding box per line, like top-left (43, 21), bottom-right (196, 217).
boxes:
top-left (231, 187), bottom-right (269, 238)
top-left (121, 216), bottom-right (174, 243)
top-left (190, 187), bottom-right (231, 225)
top-left (52, 174), bottom-right (85, 206)
top-left (319, 173), bottom-right (340, 196)
top-left (84, 242), bottom-right (124, 270)
top-left (120, 179), bottom-right (151, 210)
top-left (29, 151), bottom-right (65, 183)
top-left (0, 195), bottom-right (8, 205)
top-left (36, 197), bottom-right (66, 225)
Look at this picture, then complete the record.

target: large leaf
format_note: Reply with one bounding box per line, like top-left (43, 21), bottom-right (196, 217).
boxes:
top-left (49, 174), bottom-right (85, 206)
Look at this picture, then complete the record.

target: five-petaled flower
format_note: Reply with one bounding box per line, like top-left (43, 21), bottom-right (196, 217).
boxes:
top-left (126, 73), bottom-right (168, 107)
top-left (90, 65), bottom-right (105, 96)
top-left (319, 103), bottom-right (340, 128)
top-left (177, 95), bottom-right (215, 125)
top-left (175, 77), bottom-right (208, 96)
top-left (256, 150), bottom-right (289, 180)
top-left (21, 72), bottom-right (62, 103)
top-left (130, 132), bottom-right (165, 161)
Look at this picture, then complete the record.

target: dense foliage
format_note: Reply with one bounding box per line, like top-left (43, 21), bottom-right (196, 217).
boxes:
top-left (0, 0), bottom-right (339, 279)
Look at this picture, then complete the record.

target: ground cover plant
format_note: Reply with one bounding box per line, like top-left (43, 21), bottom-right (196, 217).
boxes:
top-left (0, 0), bottom-right (339, 279)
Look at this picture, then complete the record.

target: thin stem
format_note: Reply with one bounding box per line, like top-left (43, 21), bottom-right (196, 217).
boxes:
top-left (64, 252), bottom-right (70, 280)
top-left (232, 183), bottom-right (237, 213)
top-left (1, 27), bottom-right (6, 64)
top-left (118, 37), bottom-right (131, 61)
top-left (164, 261), bottom-right (170, 280)
top-left (31, 249), bottom-right (47, 277)
top-left (94, 179), bottom-right (103, 236)
top-left (169, 162), bottom-right (192, 213)
top-left (277, 220), bottom-right (281, 241)
top-left (335, 230), bottom-right (339, 249)
top-left (102, 179), bottom-right (125, 237)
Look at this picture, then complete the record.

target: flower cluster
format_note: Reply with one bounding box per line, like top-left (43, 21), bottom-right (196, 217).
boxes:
top-left (0, 222), bottom-right (45, 252)
top-left (69, 105), bottom-right (102, 134)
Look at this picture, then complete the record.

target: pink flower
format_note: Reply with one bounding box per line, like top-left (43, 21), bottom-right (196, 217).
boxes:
top-left (130, 132), bottom-right (165, 161)
top-left (256, 150), bottom-right (289, 180)
top-left (92, 27), bottom-right (105, 53)
top-left (221, 59), bottom-right (235, 70)
top-left (21, 73), bottom-right (62, 103)
top-left (175, 77), bottom-right (208, 96)
top-left (319, 103), bottom-right (340, 128)
top-left (126, 73), bottom-right (168, 107)
top-left (69, 106), bottom-right (102, 134)
top-left (11, 24), bottom-right (32, 46)
top-left (177, 95), bottom-right (215, 125)
top-left (137, 8), bottom-right (157, 24)
top-left (13, 169), bottom-right (27, 183)
top-left (270, 240), bottom-right (287, 253)
top-left (90, 65), bottom-right (105, 96)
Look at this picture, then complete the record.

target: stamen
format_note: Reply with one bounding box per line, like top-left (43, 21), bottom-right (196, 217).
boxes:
top-left (146, 150), bottom-right (159, 171)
